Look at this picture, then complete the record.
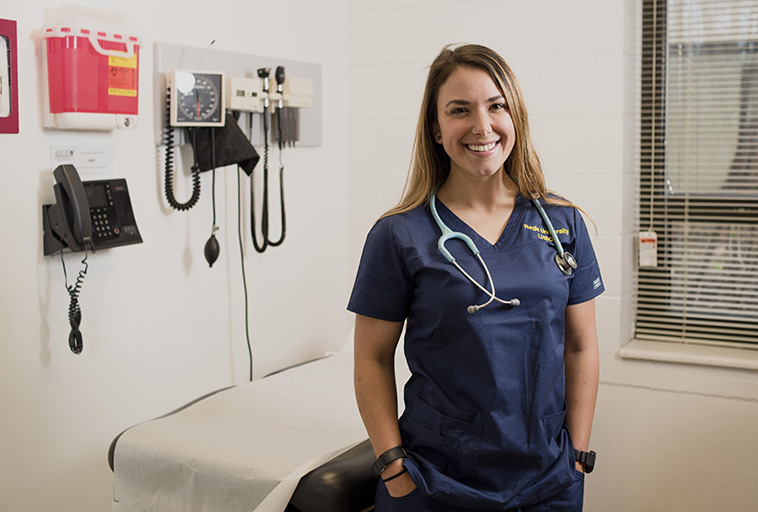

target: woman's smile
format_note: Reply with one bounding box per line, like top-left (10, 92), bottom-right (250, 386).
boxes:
top-left (466, 140), bottom-right (500, 154)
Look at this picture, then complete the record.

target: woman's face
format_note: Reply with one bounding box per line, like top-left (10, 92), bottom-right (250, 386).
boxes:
top-left (434, 66), bottom-right (516, 181)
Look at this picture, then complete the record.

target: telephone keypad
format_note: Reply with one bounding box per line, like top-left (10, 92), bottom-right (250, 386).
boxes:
top-left (89, 183), bottom-right (119, 240)
top-left (91, 208), bottom-right (117, 239)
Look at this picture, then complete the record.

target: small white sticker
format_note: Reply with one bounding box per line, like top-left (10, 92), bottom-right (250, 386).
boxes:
top-left (639, 231), bottom-right (658, 268)
top-left (50, 145), bottom-right (114, 179)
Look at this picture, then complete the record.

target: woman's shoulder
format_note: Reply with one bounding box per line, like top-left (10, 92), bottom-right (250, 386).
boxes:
top-left (373, 203), bottom-right (429, 229)
top-left (529, 194), bottom-right (592, 236)
top-left (366, 203), bottom-right (434, 248)
top-left (538, 193), bottom-right (583, 216)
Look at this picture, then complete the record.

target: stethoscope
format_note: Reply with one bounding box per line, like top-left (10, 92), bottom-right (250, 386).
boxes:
top-left (430, 188), bottom-right (578, 313)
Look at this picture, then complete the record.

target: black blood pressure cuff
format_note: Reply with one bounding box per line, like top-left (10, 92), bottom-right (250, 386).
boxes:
top-left (189, 112), bottom-right (260, 175)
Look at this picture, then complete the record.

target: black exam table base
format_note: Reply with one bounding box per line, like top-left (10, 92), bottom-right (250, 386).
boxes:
top-left (285, 439), bottom-right (377, 512)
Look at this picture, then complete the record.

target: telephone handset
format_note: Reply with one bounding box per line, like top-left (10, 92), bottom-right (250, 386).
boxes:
top-left (43, 164), bottom-right (142, 255)
top-left (53, 164), bottom-right (92, 250)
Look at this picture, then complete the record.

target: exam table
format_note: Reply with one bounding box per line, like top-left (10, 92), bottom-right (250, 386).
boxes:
top-left (109, 350), bottom-right (408, 512)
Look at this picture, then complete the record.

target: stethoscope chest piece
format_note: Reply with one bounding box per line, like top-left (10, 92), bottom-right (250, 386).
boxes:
top-left (555, 251), bottom-right (577, 276)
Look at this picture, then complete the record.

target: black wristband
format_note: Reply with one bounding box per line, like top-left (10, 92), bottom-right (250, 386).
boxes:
top-left (371, 446), bottom-right (407, 477)
top-left (381, 467), bottom-right (408, 482)
top-left (574, 449), bottom-right (596, 473)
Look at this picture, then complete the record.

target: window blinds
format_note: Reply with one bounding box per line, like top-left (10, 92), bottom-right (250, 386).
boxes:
top-left (637, 0), bottom-right (758, 348)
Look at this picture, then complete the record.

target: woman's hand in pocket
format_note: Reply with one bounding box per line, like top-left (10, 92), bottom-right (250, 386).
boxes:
top-left (382, 461), bottom-right (417, 498)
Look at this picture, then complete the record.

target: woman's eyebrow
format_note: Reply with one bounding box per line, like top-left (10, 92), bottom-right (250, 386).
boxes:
top-left (444, 95), bottom-right (505, 109)
top-left (445, 99), bottom-right (470, 108)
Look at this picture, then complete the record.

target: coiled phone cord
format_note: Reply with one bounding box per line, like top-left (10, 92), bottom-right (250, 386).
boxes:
top-left (60, 246), bottom-right (88, 354)
top-left (163, 91), bottom-right (201, 211)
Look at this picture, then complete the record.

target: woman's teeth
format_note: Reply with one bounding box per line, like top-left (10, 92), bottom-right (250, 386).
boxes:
top-left (467, 141), bottom-right (498, 152)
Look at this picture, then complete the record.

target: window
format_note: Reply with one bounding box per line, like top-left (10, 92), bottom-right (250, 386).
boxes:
top-left (636, 0), bottom-right (758, 349)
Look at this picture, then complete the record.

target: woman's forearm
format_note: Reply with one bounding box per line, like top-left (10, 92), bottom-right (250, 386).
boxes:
top-left (563, 300), bottom-right (600, 465)
top-left (353, 315), bottom-right (416, 495)
top-left (564, 341), bottom-right (599, 452)
top-left (353, 314), bottom-right (405, 456)
top-left (355, 354), bottom-right (402, 455)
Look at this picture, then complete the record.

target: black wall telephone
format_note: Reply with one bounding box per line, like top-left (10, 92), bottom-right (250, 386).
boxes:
top-left (43, 164), bottom-right (142, 255)
top-left (43, 165), bottom-right (142, 354)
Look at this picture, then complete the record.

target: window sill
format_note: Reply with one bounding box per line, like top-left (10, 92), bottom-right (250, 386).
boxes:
top-left (619, 339), bottom-right (758, 371)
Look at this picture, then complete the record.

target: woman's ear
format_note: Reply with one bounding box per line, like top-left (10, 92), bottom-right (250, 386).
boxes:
top-left (432, 123), bottom-right (442, 143)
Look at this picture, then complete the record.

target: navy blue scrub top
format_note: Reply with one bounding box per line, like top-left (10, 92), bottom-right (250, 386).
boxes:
top-left (348, 193), bottom-right (605, 510)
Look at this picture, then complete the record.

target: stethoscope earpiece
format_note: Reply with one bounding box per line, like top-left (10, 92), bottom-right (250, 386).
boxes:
top-left (431, 189), bottom-right (577, 313)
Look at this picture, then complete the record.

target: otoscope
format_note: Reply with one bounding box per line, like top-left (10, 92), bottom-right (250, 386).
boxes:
top-left (275, 66), bottom-right (285, 150)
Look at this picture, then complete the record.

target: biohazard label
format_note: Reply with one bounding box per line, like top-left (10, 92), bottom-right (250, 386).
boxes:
top-left (108, 54), bottom-right (137, 96)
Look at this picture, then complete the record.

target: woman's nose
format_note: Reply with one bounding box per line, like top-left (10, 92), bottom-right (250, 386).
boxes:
top-left (471, 109), bottom-right (492, 136)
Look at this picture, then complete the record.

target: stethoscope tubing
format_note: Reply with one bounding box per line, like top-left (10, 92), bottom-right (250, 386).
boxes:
top-left (430, 188), bottom-right (576, 312)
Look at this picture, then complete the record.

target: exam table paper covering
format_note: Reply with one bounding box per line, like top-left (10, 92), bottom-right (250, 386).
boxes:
top-left (112, 351), bottom-right (397, 512)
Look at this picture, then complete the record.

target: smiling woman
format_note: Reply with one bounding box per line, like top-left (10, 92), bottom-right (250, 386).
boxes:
top-left (433, 65), bottom-right (518, 244)
top-left (349, 44), bottom-right (604, 512)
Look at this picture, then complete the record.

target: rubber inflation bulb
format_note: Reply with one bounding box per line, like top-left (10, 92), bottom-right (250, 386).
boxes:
top-left (205, 234), bottom-right (220, 267)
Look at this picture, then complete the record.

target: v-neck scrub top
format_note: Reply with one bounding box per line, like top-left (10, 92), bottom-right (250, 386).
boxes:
top-left (348, 194), bottom-right (604, 510)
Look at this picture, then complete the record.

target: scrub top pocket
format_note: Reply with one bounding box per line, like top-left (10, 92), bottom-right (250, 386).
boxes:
top-left (400, 396), bottom-right (482, 487)
top-left (541, 410), bottom-right (568, 459)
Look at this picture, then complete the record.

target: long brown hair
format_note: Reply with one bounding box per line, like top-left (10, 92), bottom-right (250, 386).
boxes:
top-left (383, 44), bottom-right (576, 218)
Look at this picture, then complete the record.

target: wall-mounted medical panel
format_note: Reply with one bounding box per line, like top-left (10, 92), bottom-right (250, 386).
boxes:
top-left (153, 42), bottom-right (322, 148)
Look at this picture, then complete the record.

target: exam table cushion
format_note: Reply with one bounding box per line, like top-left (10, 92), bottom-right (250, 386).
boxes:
top-left (109, 352), bottom-right (376, 512)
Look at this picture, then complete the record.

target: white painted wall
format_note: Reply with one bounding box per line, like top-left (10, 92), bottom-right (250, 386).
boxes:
top-left (0, 1), bottom-right (347, 511)
top-left (346, 1), bottom-right (758, 511)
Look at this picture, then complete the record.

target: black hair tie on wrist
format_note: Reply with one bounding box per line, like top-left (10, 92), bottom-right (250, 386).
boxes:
top-left (382, 467), bottom-right (408, 482)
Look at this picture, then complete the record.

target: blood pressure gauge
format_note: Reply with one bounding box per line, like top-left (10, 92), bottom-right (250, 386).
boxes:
top-left (168, 70), bottom-right (225, 127)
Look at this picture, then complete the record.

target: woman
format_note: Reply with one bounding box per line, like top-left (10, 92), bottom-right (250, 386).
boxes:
top-left (349, 44), bottom-right (603, 511)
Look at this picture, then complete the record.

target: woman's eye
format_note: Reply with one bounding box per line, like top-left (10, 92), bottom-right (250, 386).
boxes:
top-left (450, 107), bottom-right (467, 115)
top-left (490, 103), bottom-right (506, 111)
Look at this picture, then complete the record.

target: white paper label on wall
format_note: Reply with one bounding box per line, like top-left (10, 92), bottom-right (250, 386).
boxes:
top-left (639, 231), bottom-right (658, 268)
top-left (50, 145), bottom-right (114, 177)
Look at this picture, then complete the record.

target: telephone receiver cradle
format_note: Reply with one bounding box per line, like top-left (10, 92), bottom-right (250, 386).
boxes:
top-left (43, 164), bottom-right (142, 255)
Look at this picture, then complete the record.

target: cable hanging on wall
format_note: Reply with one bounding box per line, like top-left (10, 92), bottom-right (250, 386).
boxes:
top-left (250, 67), bottom-right (287, 253)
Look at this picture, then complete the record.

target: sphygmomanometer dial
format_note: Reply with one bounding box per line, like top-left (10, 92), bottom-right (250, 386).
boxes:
top-left (170, 70), bottom-right (225, 127)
